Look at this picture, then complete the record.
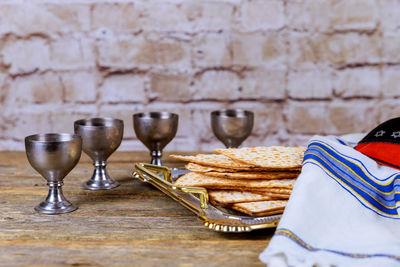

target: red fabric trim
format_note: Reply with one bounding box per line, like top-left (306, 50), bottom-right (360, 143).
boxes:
top-left (355, 142), bottom-right (400, 170)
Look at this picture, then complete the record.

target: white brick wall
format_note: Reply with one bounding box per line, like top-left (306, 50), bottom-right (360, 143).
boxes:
top-left (0, 0), bottom-right (399, 151)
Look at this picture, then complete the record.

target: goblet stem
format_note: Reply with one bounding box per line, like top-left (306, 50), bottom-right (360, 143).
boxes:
top-left (83, 161), bottom-right (120, 190)
top-left (93, 161), bottom-right (109, 182)
top-left (35, 182), bottom-right (77, 215)
top-left (150, 150), bottom-right (163, 166)
top-left (225, 139), bottom-right (235, 148)
top-left (46, 182), bottom-right (67, 203)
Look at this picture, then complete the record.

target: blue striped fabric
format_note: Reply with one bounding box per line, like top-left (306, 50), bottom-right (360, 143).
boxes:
top-left (303, 140), bottom-right (400, 218)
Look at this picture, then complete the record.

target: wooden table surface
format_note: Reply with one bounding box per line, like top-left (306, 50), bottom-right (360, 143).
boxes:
top-left (0, 151), bottom-right (274, 267)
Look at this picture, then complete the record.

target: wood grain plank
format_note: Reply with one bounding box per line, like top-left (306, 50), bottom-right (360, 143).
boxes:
top-left (0, 240), bottom-right (269, 267)
top-left (0, 151), bottom-right (273, 266)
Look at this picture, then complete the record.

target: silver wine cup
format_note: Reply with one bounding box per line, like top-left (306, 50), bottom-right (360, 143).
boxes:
top-left (74, 118), bottom-right (123, 190)
top-left (25, 133), bottom-right (82, 215)
top-left (211, 109), bottom-right (254, 148)
top-left (133, 112), bottom-right (178, 166)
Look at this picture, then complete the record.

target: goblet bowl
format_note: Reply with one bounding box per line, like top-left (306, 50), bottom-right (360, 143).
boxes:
top-left (133, 112), bottom-right (178, 166)
top-left (211, 109), bottom-right (254, 148)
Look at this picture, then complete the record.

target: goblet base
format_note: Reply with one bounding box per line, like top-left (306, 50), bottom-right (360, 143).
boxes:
top-left (34, 200), bottom-right (77, 215)
top-left (83, 178), bottom-right (120, 190)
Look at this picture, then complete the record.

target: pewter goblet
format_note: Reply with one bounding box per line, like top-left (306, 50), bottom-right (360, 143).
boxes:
top-left (133, 112), bottom-right (178, 166)
top-left (211, 109), bottom-right (254, 148)
top-left (25, 133), bottom-right (82, 214)
top-left (74, 118), bottom-right (123, 190)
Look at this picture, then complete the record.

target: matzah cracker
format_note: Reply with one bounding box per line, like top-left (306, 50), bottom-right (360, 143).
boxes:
top-left (170, 154), bottom-right (272, 171)
top-left (232, 207), bottom-right (285, 217)
top-left (254, 188), bottom-right (292, 195)
top-left (174, 172), bottom-right (295, 190)
top-left (214, 146), bottom-right (306, 169)
top-left (231, 200), bottom-right (287, 216)
top-left (186, 163), bottom-right (299, 180)
top-left (199, 170), bottom-right (299, 180)
top-left (185, 163), bottom-right (298, 173)
top-left (208, 190), bottom-right (289, 205)
top-left (185, 163), bottom-right (238, 173)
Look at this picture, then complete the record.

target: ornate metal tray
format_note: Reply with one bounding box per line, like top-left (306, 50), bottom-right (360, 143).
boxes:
top-left (133, 163), bottom-right (281, 233)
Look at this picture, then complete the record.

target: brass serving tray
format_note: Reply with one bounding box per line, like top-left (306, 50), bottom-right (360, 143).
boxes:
top-left (133, 163), bottom-right (281, 233)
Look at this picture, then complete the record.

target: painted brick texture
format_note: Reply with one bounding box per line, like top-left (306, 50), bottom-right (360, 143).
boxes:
top-left (0, 0), bottom-right (399, 151)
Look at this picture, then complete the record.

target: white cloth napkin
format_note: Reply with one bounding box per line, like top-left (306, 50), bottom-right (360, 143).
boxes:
top-left (260, 135), bottom-right (400, 267)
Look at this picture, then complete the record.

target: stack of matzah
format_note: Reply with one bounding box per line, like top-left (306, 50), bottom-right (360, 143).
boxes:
top-left (170, 146), bottom-right (306, 217)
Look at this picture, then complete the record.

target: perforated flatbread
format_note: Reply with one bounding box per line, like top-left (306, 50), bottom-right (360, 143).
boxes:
top-left (174, 172), bottom-right (295, 190)
top-left (214, 146), bottom-right (306, 169)
top-left (254, 188), bottom-right (292, 195)
top-left (185, 163), bottom-right (237, 173)
top-left (199, 170), bottom-right (298, 180)
top-left (208, 190), bottom-right (289, 205)
top-left (170, 154), bottom-right (271, 171)
top-left (186, 163), bottom-right (299, 179)
top-left (231, 200), bottom-right (287, 216)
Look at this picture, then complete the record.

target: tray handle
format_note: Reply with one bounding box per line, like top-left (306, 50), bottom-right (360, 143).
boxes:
top-left (134, 163), bottom-right (209, 209)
